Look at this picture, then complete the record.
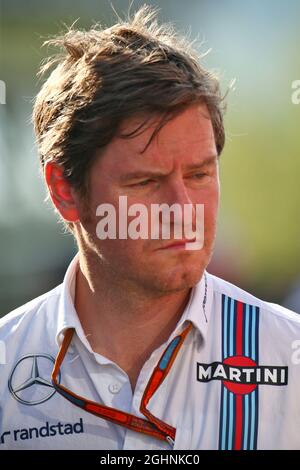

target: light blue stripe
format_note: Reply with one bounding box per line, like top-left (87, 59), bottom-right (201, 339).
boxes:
top-left (159, 337), bottom-right (180, 370)
top-left (223, 296), bottom-right (228, 359)
top-left (244, 304), bottom-right (250, 357)
top-left (229, 298), bottom-right (235, 356)
top-left (221, 387), bottom-right (228, 450)
top-left (228, 392), bottom-right (234, 450)
top-left (243, 394), bottom-right (249, 449)
top-left (249, 390), bottom-right (256, 450)
top-left (224, 297), bottom-right (234, 450)
top-left (251, 306), bottom-right (256, 361)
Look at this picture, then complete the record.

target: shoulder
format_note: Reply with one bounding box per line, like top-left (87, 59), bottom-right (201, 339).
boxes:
top-left (207, 271), bottom-right (300, 327)
top-left (206, 272), bottom-right (300, 375)
top-left (0, 285), bottom-right (62, 344)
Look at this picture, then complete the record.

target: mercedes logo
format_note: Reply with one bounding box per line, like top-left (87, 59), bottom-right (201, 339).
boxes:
top-left (8, 354), bottom-right (61, 405)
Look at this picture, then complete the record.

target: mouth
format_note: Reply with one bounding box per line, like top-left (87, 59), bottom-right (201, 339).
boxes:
top-left (157, 239), bottom-right (196, 250)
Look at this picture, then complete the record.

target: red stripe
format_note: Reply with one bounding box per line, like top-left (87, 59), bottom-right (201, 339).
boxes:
top-left (236, 301), bottom-right (244, 356)
top-left (234, 302), bottom-right (244, 449)
top-left (234, 394), bottom-right (243, 450)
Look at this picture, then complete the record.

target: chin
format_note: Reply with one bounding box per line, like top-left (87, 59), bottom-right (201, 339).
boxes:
top-left (153, 266), bottom-right (204, 294)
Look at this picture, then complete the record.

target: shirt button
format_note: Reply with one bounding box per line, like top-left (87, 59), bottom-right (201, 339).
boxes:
top-left (109, 383), bottom-right (121, 394)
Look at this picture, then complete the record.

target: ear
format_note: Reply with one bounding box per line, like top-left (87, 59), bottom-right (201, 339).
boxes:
top-left (44, 162), bottom-right (79, 222)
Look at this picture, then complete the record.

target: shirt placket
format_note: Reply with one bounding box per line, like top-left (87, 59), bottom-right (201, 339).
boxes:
top-left (122, 345), bottom-right (172, 450)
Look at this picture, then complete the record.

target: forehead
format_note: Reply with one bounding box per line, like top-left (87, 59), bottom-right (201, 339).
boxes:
top-left (96, 104), bottom-right (217, 172)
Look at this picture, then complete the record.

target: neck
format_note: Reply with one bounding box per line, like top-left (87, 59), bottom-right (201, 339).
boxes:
top-left (74, 251), bottom-right (192, 391)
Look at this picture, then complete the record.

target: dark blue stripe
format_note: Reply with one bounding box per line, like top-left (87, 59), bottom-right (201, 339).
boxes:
top-left (253, 388), bottom-right (259, 449)
top-left (255, 306), bottom-right (260, 362)
top-left (218, 380), bottom-right (224, 449)
top-left (225, 387), bottom-right (230, 449)
top-left (233, 298), bottom-right (237, 357)
top-left (242, 302), bottom-right (246, 357)
top-left (221, 294), bottom-right (225, 361)
top-left (228, 297), bottom-right (234, 357)
top-left (248, 389), bottom-right (253, 450)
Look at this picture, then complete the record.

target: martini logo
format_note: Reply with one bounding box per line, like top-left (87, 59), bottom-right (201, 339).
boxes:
top-left (197, 357), bottom-right (288, 394)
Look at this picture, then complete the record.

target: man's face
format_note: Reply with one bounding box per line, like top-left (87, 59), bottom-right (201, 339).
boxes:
top-left (76, 103), bottom-right (220, 295)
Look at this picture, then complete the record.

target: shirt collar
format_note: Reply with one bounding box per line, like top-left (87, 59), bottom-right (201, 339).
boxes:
top-left (56, 253), bottom-right (213, 348)
top-left (56, 252), bottom-right (87, 348)
top-left (173, 268), bottom-right (213, 341)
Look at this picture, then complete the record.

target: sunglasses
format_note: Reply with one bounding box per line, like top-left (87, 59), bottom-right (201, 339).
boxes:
top-left (51, 321), bottom-right (193, 448)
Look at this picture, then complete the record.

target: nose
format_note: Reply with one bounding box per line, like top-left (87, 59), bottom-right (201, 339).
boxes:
top-left (163, 174), bottom-right (193, 208)
top-left (157, 174), bottom-right (197, 233)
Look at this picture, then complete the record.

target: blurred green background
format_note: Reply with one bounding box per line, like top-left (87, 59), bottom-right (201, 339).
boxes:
top-left (0, 0), bottom-right (300, 316)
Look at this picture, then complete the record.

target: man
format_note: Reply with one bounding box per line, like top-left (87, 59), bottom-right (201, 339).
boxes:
top-left (1, 5), bottom-right (300, 450)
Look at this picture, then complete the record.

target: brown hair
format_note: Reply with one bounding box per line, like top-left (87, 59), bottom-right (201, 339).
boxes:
top-left (33, 5), bottom-right (226, 208)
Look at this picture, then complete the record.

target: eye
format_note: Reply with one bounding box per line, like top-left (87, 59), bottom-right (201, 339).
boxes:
top-left (132, 179), bottom-right (154, 187)
top-left (186, 172), bottom-right (212, 186)
top-left (190, 173), bottom-right (208, 179)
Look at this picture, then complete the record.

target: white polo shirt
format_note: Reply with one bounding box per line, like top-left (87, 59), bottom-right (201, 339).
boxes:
top-left (1, 254), bottom-right (300, 450)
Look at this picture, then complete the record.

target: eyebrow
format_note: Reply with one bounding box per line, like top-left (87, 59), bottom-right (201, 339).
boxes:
top-left (120, 154), bottom-right (218, 182)
top-left (182, 154), bottom-right (218, 171)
